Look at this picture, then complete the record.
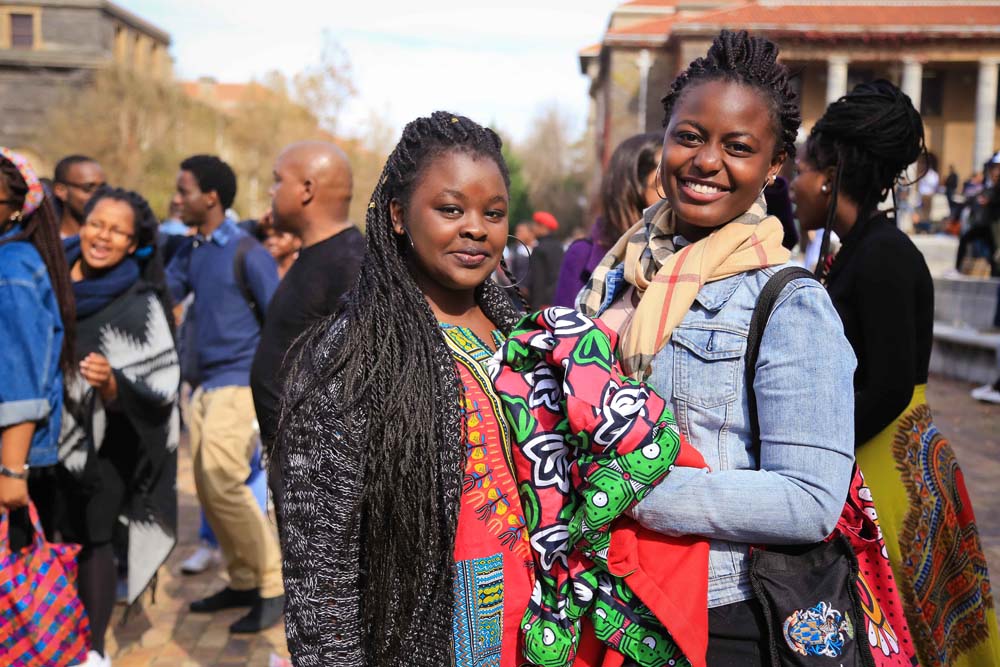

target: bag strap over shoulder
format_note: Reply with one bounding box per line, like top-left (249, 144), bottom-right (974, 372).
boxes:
top-left (745, 266), bottom-right (817, 463)
top-left (233, 234), bottom-right (263, 327)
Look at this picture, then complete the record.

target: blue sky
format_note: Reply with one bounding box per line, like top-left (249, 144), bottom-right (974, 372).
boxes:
top-left (122, 1), bottom-right (622, 141)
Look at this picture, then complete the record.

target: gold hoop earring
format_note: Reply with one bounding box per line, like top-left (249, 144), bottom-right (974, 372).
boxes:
top-left (655, 161), bottom-right (667, 200)
top-left (500, 235), bottom-right (531, 288)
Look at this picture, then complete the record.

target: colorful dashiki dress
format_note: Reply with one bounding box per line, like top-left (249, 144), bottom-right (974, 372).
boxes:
top-left (856, 385), bottom-right (1000, 667)
top-left (442, 324), bottom-right (535, 667)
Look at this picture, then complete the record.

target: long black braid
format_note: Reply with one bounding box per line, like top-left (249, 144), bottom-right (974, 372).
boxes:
top-left (1, 157), bottom-right (76, 376)
top-left (805, 79), bottom-right (926, 277)
top-left (278, 111), bottom-right (522, 664)
top-left (83, 186), bottom-right (176, 339)
top-left (662, 29), bottom-right (800, 159)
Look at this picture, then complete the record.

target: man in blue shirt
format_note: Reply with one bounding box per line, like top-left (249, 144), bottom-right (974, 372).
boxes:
top-left (165, 155), bottom-right (284, 633)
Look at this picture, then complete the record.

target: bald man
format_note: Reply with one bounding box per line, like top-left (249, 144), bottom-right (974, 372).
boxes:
top-left (250, 141), bottom-right (364, 502)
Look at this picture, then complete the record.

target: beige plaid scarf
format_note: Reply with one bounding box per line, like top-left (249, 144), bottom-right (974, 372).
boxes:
top-left (578, 195), bottom-right (790, 379)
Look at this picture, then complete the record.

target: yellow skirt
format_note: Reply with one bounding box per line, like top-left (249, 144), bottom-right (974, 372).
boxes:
top-left (856, 385), bottom-right (1000, 666)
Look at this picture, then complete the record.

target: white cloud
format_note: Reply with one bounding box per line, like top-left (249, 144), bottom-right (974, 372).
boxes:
top-left (123, 0), bottom-right (619, 140)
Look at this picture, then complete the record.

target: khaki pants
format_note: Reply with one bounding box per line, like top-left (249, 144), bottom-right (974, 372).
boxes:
top-left (189, 386), bottom-right (283, 598)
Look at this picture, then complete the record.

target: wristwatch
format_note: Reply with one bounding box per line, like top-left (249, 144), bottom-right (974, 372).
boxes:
top-left (0, 463), bottom-right (29, 480)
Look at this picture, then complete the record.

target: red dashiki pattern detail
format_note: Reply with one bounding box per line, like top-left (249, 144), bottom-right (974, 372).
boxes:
top-left (891, 405), bottom-right (996, 666)
top-left (441, 324), bottom-right (534, 667)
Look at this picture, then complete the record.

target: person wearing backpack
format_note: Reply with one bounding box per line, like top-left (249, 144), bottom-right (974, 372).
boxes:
top-left (165, 155), bottom-right (284, 633)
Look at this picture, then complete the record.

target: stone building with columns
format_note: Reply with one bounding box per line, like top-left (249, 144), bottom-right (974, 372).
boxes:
top-left (580, 0), bottom-right (1000, 179)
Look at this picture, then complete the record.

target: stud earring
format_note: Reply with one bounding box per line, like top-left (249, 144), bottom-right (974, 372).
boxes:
top-left (821, 183), bottom-right (830, 194)
top-left (8, 211), bottom-right (21, 223)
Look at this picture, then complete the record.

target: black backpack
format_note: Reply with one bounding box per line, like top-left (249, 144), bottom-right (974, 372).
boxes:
top-left (233, 234), bottom-right (264, 327)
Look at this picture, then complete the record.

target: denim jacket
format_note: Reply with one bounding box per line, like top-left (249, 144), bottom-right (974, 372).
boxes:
top-left (0, 227), bottom-right (64, 467)
top-left (594, 262), bottom-right (857, 607)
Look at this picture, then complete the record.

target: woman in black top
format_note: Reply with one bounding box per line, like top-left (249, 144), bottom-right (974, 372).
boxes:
top-left (792, 80), bottom-right (1000, 667)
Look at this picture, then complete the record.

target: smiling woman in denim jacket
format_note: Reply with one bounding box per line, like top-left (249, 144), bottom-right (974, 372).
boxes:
top-left (0, 148), bottom-right (75, 513)
top-left (577, 32), bottom-right (857, 665)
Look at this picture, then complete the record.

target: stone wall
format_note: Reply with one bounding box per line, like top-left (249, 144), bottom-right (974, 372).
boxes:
top-left (935, 277), bottom-right (1000, 330)
top-left (0, 65), bottom-right (94, 150)
top-left (0, 4), bottom-right (111, 150)
top-left (41, 5), bottom-right (109, 56)
top-left (606, 48), bottom-right (643, 154)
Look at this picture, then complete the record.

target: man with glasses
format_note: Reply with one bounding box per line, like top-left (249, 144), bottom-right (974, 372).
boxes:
top-left (53, 155), bottom-right (106, 239)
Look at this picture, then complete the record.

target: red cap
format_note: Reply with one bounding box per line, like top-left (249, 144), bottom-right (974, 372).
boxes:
top-left (532, 211), bottom-right (558, 231)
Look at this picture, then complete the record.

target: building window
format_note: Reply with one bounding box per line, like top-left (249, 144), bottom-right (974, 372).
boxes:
top-left (9, 13), bottom-right (34, 49)
top-left (921, 70), bottom-right (943, 117)
top-left (847, 68), bottom-right (875, 91)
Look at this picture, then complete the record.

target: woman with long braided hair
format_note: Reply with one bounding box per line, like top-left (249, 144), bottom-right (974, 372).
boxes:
top-left (0, 148), bottom-right (74, 514)
top-left (276, 112), bottom-right (531, 666)
top-left (792, 80), bottom-right (1000, 666)
top-left (577, 31), bottom-right (858, 664)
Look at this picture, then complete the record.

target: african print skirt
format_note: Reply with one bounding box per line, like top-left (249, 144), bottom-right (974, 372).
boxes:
top-left (856, 384), bottom-right (1000, 667)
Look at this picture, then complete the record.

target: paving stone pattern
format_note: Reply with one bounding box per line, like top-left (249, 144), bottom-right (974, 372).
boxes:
top-left (104, 435), bottom-right (289, 667)
top-left (103, 375), bottom-right (998, 665)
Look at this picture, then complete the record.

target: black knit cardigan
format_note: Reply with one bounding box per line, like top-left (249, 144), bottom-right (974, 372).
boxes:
top-left (277, 280), bottom-right (521, 667)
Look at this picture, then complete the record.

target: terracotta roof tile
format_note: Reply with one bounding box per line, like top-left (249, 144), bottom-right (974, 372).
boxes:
top-left (181, 80), bottom-right (278, 113)
top-left (674, 3), bottom-right (1000, 31)
top-left (607, 16), bottom-right (677, 35)
top-left (620, 0), bottom-right (679, 7)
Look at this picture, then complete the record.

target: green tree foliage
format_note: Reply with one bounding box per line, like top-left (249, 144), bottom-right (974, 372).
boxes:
top-left (35, 34), bottom-right (369, 222)
top-left (502, 146), bottom-right (533, 229)
top-left (511, 104), bottom-right (592, 237)
top-left (37, 66), bottom-right (219, 217)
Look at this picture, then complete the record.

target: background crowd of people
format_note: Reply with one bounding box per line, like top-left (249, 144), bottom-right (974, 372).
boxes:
top-left (2, 27), bottom-right (1000, 667)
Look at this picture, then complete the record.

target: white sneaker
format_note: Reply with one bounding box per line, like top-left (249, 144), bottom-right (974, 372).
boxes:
top-left (70, 650), bottom-right (111, 667)
top-left (971, 384), bottom-right (1000, 404)
top-left (180, 543), bottom-right (221, 575)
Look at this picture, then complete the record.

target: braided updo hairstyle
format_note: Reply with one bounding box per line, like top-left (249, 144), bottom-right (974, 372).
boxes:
top-left (0, 156), bottom-right (76, 375)
top-left (280, 111), bottom-right (521, 664)
top-left (662, 29), bottom-right (800, 159)
top-left (805, 79), bottom-right (926, 275)
top-left (84, 187), bottom-right (174, 335)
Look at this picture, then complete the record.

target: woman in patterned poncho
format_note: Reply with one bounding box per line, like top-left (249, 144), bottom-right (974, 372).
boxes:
top-left (37, 187), bottom-right (180, 667)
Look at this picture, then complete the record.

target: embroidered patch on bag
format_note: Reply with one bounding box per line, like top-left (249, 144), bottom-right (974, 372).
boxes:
top-left (783, 601), bottom-right (855, 658)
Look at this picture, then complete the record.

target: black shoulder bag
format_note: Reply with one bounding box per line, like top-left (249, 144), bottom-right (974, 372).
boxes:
top-left (744, 267), bottom-right (874, 667)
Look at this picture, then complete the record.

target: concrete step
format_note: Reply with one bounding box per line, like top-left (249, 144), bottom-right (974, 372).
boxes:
top-left (931, 323), bottom-right (1000, 385)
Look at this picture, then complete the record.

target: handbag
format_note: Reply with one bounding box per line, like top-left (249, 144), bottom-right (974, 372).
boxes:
top-left (743, 267), bottom-right (874, 667)
top-left (0, 503), bottom-right (91, 667)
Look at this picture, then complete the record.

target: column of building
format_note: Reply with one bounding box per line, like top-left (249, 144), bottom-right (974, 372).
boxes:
top-left (826, 55), bottom-right (849, 105)
top-left (899, 58), bottom-right (924, 233)
top-left (974, 58), bottom-right (999, 172)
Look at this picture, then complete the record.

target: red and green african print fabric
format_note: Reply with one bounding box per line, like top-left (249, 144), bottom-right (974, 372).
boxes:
top-left (490, 307), bottom-right (709, 667)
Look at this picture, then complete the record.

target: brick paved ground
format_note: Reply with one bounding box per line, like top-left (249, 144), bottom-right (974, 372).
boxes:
top-left (103, 435), bottom-right (289, 667)
top-left (100, 374), bottom-right (998, 666)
